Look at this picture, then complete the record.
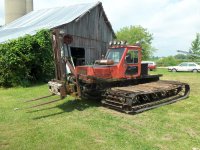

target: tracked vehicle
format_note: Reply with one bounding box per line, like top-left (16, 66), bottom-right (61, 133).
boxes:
top-left (27, 30), bottom-right (190, 113)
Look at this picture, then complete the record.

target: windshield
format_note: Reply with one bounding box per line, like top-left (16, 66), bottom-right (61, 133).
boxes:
top-left (105, 48), bottom-right (125, 63)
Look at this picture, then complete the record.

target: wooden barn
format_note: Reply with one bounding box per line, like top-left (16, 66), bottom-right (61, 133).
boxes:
top-left (0, 2), bottom-right (115, 65)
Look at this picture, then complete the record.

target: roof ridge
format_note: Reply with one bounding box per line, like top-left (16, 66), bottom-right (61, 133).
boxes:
top-left (32, 1), bottom-right (100, 12)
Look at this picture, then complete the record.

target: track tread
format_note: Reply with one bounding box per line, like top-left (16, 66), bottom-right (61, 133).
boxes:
top-left (102, 80), bottom-right (190, 114)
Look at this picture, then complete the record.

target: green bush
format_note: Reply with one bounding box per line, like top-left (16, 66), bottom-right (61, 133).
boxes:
top-left (0, 29), bottom-right (54, 87)
top-left (156, 56), bottom-right (179, 67)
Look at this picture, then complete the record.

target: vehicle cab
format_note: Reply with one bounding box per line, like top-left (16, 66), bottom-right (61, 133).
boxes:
top-left (76, 43), bottom-right (142, 82)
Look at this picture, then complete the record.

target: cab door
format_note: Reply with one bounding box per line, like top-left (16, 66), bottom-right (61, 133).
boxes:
top-left (125, 49), bottom-right (141, 78)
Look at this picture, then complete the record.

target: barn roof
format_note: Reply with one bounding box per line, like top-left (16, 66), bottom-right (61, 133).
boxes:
top-left (0, 1), bottom-right (115, 43)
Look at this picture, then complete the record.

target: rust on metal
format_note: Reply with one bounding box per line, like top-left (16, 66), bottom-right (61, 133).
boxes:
top-left (63, 34), bottom-right (73, 44)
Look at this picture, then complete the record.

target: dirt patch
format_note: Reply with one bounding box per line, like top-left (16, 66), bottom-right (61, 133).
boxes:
top-left (0, 140), bottom-right (9, 149)
top-left (165, 123), bottom-right (174, 129)
top-left (161, 134), bottom-right (174, 141)
top-left (156, 144), bottom-right (168, 150)
top-left (185, 127), bottom-right (199, 138)
top-left (119, 124), bottom-right (140, 135)
top-left (91, 132), bottom-right (106, 144)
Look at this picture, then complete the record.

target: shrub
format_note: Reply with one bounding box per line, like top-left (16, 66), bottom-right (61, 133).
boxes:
top-left (0, 29), bottom-right (54, 87)
top-left (156, 56), bottom-right (179, 67)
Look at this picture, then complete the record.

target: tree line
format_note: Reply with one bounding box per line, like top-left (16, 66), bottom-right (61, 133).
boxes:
top-left (155, 33), bottom-right (200, 66)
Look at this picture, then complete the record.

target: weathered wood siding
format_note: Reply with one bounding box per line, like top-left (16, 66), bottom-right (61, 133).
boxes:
top-left (59, 4), bottom-right (115, 64)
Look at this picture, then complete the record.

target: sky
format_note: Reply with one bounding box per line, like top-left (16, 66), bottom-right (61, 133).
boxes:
top-left (0, 0), bottom-right (199, 57)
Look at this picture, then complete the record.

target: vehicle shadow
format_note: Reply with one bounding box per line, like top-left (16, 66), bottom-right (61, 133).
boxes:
top-left (28, 98), bottom-right (101, 120)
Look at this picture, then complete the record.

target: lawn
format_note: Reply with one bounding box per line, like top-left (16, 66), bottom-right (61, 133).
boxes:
top-left (0, 69), bottom-right (200, 150)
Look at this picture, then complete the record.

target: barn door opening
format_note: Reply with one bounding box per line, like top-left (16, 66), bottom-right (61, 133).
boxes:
top-left (70, 47), bottom-right (85, 66)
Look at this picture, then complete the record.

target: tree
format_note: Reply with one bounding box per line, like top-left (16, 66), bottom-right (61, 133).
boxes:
top-left (189, 33), bottom-right (200, 60)
top-left (156, 56), bottom-right (178, 67)
top-left (116, 25), bottom-right (155, 60)
top-left (174, 54), bottom-right (187, 60)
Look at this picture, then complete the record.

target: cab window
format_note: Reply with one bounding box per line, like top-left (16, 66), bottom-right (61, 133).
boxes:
top-left (126, 50), bottom-right (138, 64)
top-left (106, 48), bottom-right (125, 63)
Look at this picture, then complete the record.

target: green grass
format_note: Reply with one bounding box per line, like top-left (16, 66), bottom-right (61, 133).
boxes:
top-left (0, 69), bottom-right (200, 150)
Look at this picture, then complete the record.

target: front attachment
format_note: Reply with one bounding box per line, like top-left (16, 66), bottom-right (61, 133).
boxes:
top-left (25, 80), bottom-right (67, 109)
top-left (48, 80), bottom-right (67, 98)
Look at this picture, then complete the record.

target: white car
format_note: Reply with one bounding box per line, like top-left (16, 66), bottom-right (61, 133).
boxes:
top-left (168, 62), bottom-right (200, 73)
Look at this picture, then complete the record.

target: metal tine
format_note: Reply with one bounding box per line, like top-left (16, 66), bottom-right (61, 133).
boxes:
top-left (24, 94), bottom-right (55, 103)
top-left (27, 98), bottom-right (63, 109)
